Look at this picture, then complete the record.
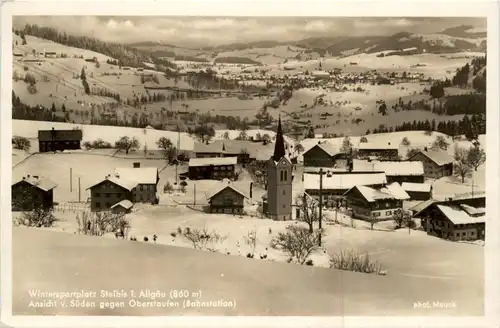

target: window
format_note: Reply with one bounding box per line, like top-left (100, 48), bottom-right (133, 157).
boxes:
top-left (471, 231), bottom-right (475, 236)
top-left (106, 202), bottom-right (111, 208)
top-left (106, 193), bottom-right (110, 198)
top-left (385, 211), bottom-right (392, 216)
top-left (95, 192), bottom-right (100, 197)
top-left (280, 171), bottom-right (284, 182)
top-left (282, 189), bottom-right (286, 195)
top-left (96, 202), bottom-right (101, 208)
top-left (223, 196), bottom-right (233, 206)
top-left (282, 204), bottom-right (286, 208)
top-left (462, 232), bottom-right (466, 236)
top-left (284, 170), bottom-right (288, 181)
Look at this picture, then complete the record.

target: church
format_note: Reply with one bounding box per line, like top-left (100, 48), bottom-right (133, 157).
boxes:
top-left (261, 116), bottom-right (293, 221)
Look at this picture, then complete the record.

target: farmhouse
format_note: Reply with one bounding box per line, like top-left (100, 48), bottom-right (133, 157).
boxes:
top-left (413, 193), bottom-right (486, 241)
top-left (188, 157), bottom-right (238, 180)
top-left (402, 182), bottom-right (433, 201)
top-left (263, 116), bottom-right (293, 221)
top-left (303, 171), bottom-right (387, 208)
top-left (11, 175), bottom-right (58, 211)
top-left (114, 163), bottom-right (160, 204)
top-left (206, 179), bottom-right (248, 214)
top-left (343, 183), bottom-right (410, 220)
top-left (87, 163), bottom-right (160, 211)
top-left (87, 175), bottom-right (135, 212)
top-left (194, 140), bottom-right (276, 164)
top-left (408, 148), bottom-right (454, 179)
top-left (357, 142), bottom-right (399, 160)
top-left (302, 141), bottom-right (343, 167)
top-left (38, 128), bottom-right (83, 153)
top-left (352, 159), bottom-right (425, 184)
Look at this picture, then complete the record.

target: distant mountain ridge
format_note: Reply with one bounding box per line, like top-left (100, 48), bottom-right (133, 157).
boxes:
top-left (129, 25), bottom-right (486, 64)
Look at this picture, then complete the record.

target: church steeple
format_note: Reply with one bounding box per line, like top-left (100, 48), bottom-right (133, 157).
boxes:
top-left (273, 115), bottom-right (286, 161)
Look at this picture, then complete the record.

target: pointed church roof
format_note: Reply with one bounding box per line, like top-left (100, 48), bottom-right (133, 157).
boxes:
top-left (273, 115), bottom-right (286, 161)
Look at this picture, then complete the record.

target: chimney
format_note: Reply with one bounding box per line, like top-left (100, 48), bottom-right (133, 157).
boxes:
top-left (133, 162), bottom-right (140, 168)
top-left (33, 175), bottom-right (39, 179)
top-left (424, 147), bottom-right (428, 152)
top-left (249, 182), bottom-right (253, 199)
top-left (27, 174), bottom-right (30, 178)
top-left (22, 177), bottom-right (25, 180)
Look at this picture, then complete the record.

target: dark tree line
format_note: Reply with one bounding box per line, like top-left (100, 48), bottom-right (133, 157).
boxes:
top-left (12, 91), bottom-right (66, 122)
top-left (369, 114), bottom-right (485, 140)
top-left (18, 24), bottom-right (176, 70)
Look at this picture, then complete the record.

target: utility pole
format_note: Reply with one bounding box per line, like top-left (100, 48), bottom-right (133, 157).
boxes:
top-left (472, 178), bottom-right (474, 198)
top-left (78, 177), bottom-right (81, 203)
top-left (193, 183), bottom-right (196, 206)
top-left (70, 168), bottom-right (73, 192)
top-left (318, 168), bottom-right (323, 246)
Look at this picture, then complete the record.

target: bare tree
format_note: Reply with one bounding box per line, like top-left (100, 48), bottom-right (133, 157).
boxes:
top-left (270, 225), bottom-right (324, 265)
top-left (295, 193), bottom-right (322, 233)
top-left (467, 145), bottom-right (486, 171)
top-left (179, 226), bottom-right (227, 252)
top-left (453, 144), bottom-right (469, 162)
top-left (392, 208), bottom-right (412, 229)
top-left (243, 228), bottom-right (258, 257)
top-left (75, 211), bottom-right (129, 237)
top-left (115, 136), bottom-right (140, 154)
top-left (432, 135), bottom-right (449, 150)
top-left (453, 160), bottom-right (473, 183)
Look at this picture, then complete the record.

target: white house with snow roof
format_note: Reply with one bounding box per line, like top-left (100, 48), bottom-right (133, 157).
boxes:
top-left (352, 159), bottom-right (425, 184)
top-left (87, 162), bottom-right (159, 212)
top-left (343, 183), bottom-right (410, 220)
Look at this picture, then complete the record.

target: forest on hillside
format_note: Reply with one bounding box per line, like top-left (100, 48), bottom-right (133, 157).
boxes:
top-left (15, 25), bottom-right (176, 70)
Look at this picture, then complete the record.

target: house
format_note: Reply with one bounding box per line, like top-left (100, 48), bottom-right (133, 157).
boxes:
top-left (412, 194), bottom-right (486, 241)
top-left (188, 157), bottom-right (238, 180)
top-left (44, 51), bottom-right (57, 58)
top-left (263, 116), bottom-right (293, 221)
top-left (302, 141), bottom-right (342, 167)
top-left (206, 179), bottom-right (248, 214)
top-left (357, 142), bottom-right (399, 160)
top-left (352, 159), bottom-right (425, 184)
top-left (402, 182), bottom-right (432, 201)
top-left (110, 200), bottom-right (134, 214)
top-left (303, 171), bottom-right (387, 208)
top-left (11, 175), bottom-right (58, 211)
top-left (408, 148), bottom-right (454, 179)
top-left (87, 175), bottom-right (136, 212)
top-left (38, 128), bottom-right (83, 153)
top-left (114, 163), bottom-right (160, 204)
top-left (343, 183), bottom-right (410, 220)
top-left (87, 163), bottom-right (160, 212)
top-left (194, 140), bottom-right (276, 164)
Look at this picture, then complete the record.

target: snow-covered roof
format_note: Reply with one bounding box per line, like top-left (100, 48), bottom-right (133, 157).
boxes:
top-left (114, 167), bottom-right (159, 185)
top-left (352, 160), bottom-right (424, 176)
top-left (303, 172), bottom-right (387, 191)
top-left (110, 199), bottom-right (134, 210)
top-left (402, 182), bottom-right (432, 193)
top-left (87, 176), bottom-right (137, 191)
top-left (189, 156), bottom-right (238, 167)
top-left (345, 182), bottom-right (409, 202)
top-left (436, 204), bottom-right (486, 225)
top-left (358, 142), bottom-right (399, 150)
top-left (412, 149), bottom-right (454, 166)
top-left (13, 175), bottom-right (58, 192)
top-left (303, 141), bottom-right (340, 157)
top-left (205, 180), bottom-right (248, 200)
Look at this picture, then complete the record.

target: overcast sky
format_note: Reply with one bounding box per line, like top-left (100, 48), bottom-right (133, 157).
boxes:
top-left (13, 16), bottom-right (486, 48)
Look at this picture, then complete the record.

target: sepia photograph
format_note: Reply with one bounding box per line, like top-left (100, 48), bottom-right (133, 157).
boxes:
top-left (1, 1), bottom-right (499, 327)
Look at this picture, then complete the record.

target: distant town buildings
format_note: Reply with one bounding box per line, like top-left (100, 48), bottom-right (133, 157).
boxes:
top-left (38, 128), bottom-right (83, 153)
top-left (357, 142), bottom-right (399, 159)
